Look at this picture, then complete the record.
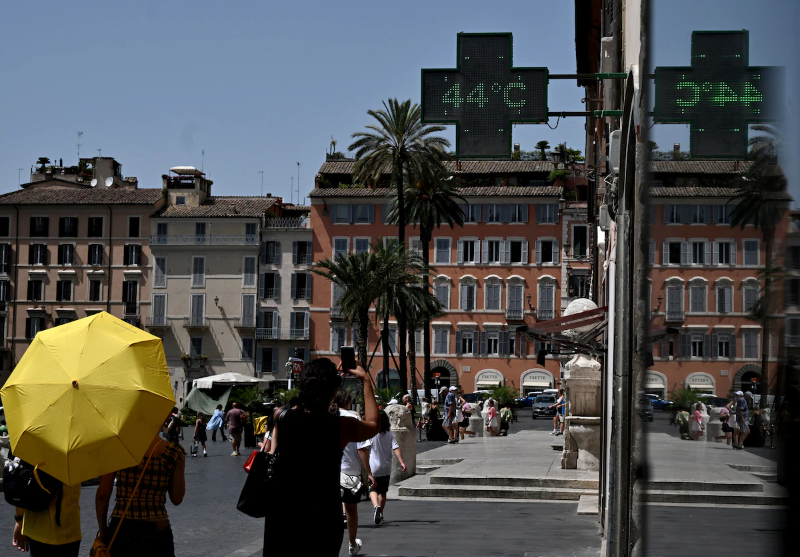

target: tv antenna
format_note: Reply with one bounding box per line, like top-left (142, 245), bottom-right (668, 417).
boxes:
top-left (76, 131), bottom-right (83, 159)
top-left (18, 168), bottom-right (23, 187)
top-left (201, 149), bottom-right (205, 172)
top-left (258, 170), bottom-right (264, 197)
top-left (296, 162), bottom-right (301, 205)
top-left (97, 149), bottom-right (102, 157)
top-left (290, 177), bottom-right (294, 204)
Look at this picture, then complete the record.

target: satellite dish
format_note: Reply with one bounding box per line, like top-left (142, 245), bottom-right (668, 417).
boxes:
top-left (91, 178), bottom-right (98, 187)
top-left (105, 177), bottom-right (114, 187)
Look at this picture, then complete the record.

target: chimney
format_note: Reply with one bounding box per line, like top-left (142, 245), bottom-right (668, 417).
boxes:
top-left (514, 143), bottom-right (521, 158)
top-left (229, 204), bottom-right (237, 214)
top-left (673, 143), bottom-right (680, 160)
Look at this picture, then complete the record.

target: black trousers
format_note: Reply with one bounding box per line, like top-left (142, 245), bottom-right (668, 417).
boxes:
top-left (104, 519), bottom-right (174, 557)
top-left (28, 539), bottom-right (81, 557)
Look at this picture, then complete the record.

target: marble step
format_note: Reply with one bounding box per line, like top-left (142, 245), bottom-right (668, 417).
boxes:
top-left (429, 475), bottom-right (599, 490)
top-left (416, 464), bottom-right (442, 475)
top-left (398, 482), bottom-right (596, 501)
top-left (644, 479), bottom-right (763, 493)
top-left (643, 489), bottom-right (788, 506)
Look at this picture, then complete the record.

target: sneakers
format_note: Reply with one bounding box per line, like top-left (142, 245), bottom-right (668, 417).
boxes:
top-left (555, 431), bottom-right (563, 436)
top-left (231, 452), bottom-right (238, 456)
top-left (203, 451), bottom-right (207, 457)
top-left (349, 539), bottom-right (362, 555)
top-left (549, 430), bottom-right (557, 435)
top-left (373, 505), bottom-right (383, 524)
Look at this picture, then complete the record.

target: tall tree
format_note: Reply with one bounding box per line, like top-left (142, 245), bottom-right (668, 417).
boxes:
top-left (730, 126), bottom-right (786, 408)
top-left (389, 168), bottom-right (466, 400)
top-left (349, 99), bottom-right (450, 396)
top-left (534, 141), bottom-right (550, 161)
top-left (36, 157), bottom-right (50, 173)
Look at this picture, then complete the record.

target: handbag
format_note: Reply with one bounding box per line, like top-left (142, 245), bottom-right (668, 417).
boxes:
top-left (90, 443), bottom-right (158, 557)
top-left (242, 450), bottom-right (259, 473)
top-left (236, 409), bottom-right (287, 517)
top-left (190, 441), bottom-right (199, 456)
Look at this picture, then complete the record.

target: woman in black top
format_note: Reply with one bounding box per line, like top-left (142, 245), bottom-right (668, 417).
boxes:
top-left (265, 358), bottom-right (379, 556)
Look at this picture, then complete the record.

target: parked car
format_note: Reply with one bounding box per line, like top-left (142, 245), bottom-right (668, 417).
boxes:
top-left (697, 395), bottom-right (730, 409)
top-left (515, 394), bottom-right (538, 408)
top-left (463, 391), bottom-right (490, 406)
top-left (638, 397), bottom-right (654, 422)
top-left (532, 394), bottom-right (557, 418)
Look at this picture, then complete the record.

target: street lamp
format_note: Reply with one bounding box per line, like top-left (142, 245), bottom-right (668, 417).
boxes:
top-left (564, 241), bottom-right (571, 257)
top-left (558, 196), bottom-right (566, 214)
top-left (214, 296), bottom-right (220, 307)
top-left (551, 151), bottom-right (564, 165)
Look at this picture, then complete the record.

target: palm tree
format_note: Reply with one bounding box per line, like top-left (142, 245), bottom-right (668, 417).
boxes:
top-left (389, 168), bottom-right (466, 400)
top-left (535, 141), bottom-right (550, 161)
top-left (36, 157), bottom-right (50, 173)
top-left (730, 127), bottom-right (787, 408)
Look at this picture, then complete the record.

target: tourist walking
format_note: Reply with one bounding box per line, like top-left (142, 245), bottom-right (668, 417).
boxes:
top-left (549, 389), bottom-right (566, 435)
top-left (403, 394), bottom-right (417, 428)
top-left (691, 403), bottom-right (705, 441)
top-left (368, 410), bottom-right (407, 525)
top-left (262, 359), bottom-right (379, 556)
top-left (11, 478), bottom-right (82, 556)
top-left (193, 412), bottom-right (208, 458)
top-left (225, 402), bottom-right (248, 456)
top-left (717, 405), bottom-right (733, 445)
top-left (165, 407), bottom-right (182, 444)
top-left (459, 402), bottom-right (476, 439)
top-left (734, 391), bottom-right (751, 449)
top-left (95, 422), bottom-right (186, 557)
top-left (499, 402), bottom-right (513, 436)
top-left (676, 407), bottom-right (691, 440)
top-left (420, 397), bottom-right (431, 431)
top-left (206, 404), bottom-right (227, 442)
top-left (443, 386), bottom-right (458, 443)
top-left (485, 400), bottom-right (499, 436)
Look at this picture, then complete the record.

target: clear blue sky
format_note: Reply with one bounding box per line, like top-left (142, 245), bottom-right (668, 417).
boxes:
top-left (650, 0), bottom-right (799, 202)
top-left (0, 0), bottom-right (587, 201)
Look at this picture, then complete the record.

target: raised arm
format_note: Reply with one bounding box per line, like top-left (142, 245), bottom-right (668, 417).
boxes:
top-left (340, 365), bottom-right (380, 447)
top-left (168, 454), bottom-right (186, 505)
top-left (95, 472), bottom-right (116, 541)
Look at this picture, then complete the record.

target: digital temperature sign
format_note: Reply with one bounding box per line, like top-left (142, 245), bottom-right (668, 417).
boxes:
top-left (422, 33), bottom-right (548, 159)
top-left (654, 30), bottom-right (783, 159)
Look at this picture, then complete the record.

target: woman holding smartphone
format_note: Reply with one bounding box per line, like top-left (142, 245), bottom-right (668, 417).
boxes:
top-left (264, 357), bottom-right (379, 556)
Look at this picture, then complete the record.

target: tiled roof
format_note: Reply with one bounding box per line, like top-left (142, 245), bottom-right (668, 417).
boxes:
top-left (309, 186), bottom-right (562, 198)
top-left (650, 187), bottom-right (792, 200)
top-left (0, 186), bottom-right (163, 205)
top-left (650, 161), bottom-right (753, 174)
top-left (318, 160), bottom-right (555, 175)
top-left (158, 196), bottom-right (277, 218)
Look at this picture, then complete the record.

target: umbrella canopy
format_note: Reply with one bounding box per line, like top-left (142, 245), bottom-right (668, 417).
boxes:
top-left (193, 372), bottom-right (270, 389)
top-left (0, 312), bottom-right (175, 486)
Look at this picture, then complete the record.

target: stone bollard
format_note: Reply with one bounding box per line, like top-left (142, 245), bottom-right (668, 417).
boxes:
top-left (469, 413), bottom-right (485, 438)
top-left (385, 404), bottom-right (416, 484)
top-left (706, 406), bottom-right (723, 442)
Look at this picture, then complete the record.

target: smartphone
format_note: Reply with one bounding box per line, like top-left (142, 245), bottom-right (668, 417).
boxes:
top-left (340, 346), bottom-right (356, 372)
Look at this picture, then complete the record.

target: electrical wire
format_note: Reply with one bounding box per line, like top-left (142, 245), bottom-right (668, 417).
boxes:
top-left (546, 114), bottom-right (562, 130)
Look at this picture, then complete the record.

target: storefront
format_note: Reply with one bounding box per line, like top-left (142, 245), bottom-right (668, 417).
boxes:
top-left (685, 372), bottom-right (715, 395)
top-left (643, 371), bottom-right (667, 398)
top-left (520, 369), bottom-right (555, 395)
top-left (475, 370), bottom-right (504, 391)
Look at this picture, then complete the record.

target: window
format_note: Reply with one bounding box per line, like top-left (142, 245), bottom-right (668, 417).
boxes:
top-left (744, 240), bottom-right (759, 265)
top-left (190, 337), bottom-right (203, 358)
top-left (25, 317), bottom-right (44, 339)
top-left (151, 294), bottom-right (166, 326)
top-left (461, 204), bottom-right (480, 223)
top-left (536, 204), bottom-right (559, 223)
top-left (0, 216), bottom-right (9, 237)
top-left (293, 241), bottom-right (312, 264)
top-left (460, 283), bottom-right (476, 311)
top-left (89, 279), bottom-right (103, 302)
top-left (88, 244), bottom-right (103, 266)
top-left (58, 244), bottom-right (74, 266)
top-left (715, 241), bottom-right (735, 265)
top-left (716, 334), bottom-right (731, 358)
top-left (87, 217), bottom-right (103, 238)
top-left (27, 279), bottom-right (43, 302)
top-left (487, 331), bottom-right (500, 355)
top-left (128, 217), bottom-right (140, 238)
top-left (0, 281), bottom-right (9, 301)
top-left (291, 273), bottom-right (312, 300)
top-left (435, 283), bottom-right (450, 308)
top-left (459, 330), bottom-right (474, 355)
top-left (510, 204), bottom-right (528, 223)
top-left (538, 284), bottom-right (555, 320)
top-left (241, 338), bottom-right (254, 360)
top-left (192, 256), bottom-right (205, 287)
top-left (383, 237), bottom-right (398, 249)
top-left (433, 329), bottom-right (449, 355)
top-left (508, 284), bottom-right (524, 313)
top-left (689, 285), bottom-right (706, 313)
top-left (717, 286), bottom-right (733, 313)
top-left (744, 285), bottom-right (760, 312)
top-left (0, 244), bottom-right (10, 274)
top-left (294, 347), bottom-right (308, 362)
top-left (354, 238), bottom-right (370, 254)
top-left (122, 280), bottom-right (138, 304)
top-left (664, 205), bottom-right (681, 224)
top-left (663, 241), bottom-right (682, 265)
top-left (245, 223), bottom-right (257, 242)
top-left (153, 223), bottom-right (168, 244)
top-left (692, 241), bottom-right (710, 265)
top-left (176, 196), bottom-right (186, 206)
top-left (29, 244), bottom-right (47, 265)
top-left (335, 204), bottom-right (350, 224)
top-left (485, 240), bottom-right (501, 263)
top-left (690, 205), bottom-right (711, 224)
top-left (485, 283), bottom-right (501, 310)
top-left (56, 280), bottom-right (72, 302)
top-left (262, 241), bottom-right (281, 264)
top-left (691, 334), bottom-right (705, 358)
top-left (242, 294), bottom-right (255, 327)
top-left (258, 347), bottom-right (277, 373)
top-left (457, 239), bottom-right (479, 264)
top-left (356, 204), bottom-right (372, 224)
top-left (332, 326), bottom-right (347, 352)
top-left (713, 204), bottom-right (734, 224)
top-left (331, 283), bottom-right (344, 318)
top-left (509, 240), bottom-right (528, 264)
top-left (59, 217), bottom-right (78, 238)
top-left (123, 244), bottom-right (141, 266)
top-left (30, 217), bottom-right (49, 237)
top-left (260, 272), bottom-right (281, 300)
top-left (744, 331), bottom-right (759, 359)
top-left (787, 246), bottom-right (800, 270)
top-left (568, 274), bottom-right (590, 298)
top-left (573, 226), bottom-right (588, 257)
top-left (435, 238), bottom-right (451, 264)
top-left (195, 223), bottom-right (207, 242)
top-left (190, 294), bottom-right (205, 326)
top-left (666, 285), bottom-right (683, 320)
top-left (536, 239), bottom-right (558, 265)
top-left (154, 257), bottom-right (167, 288)
top-left (55, 317), bottom-right (73, 327)
top-left (243, 256), bottom-right (257, 287)
top-left (333, 238), bottom-right (349, 259)
top-left (485, 204), bottom-right (502, 223)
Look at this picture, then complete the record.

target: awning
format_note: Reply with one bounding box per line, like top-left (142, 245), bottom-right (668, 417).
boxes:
top-left (688, 384), bottom-right (714, 392)
top-left (476, 380), bottom-right (501, 388)
top-left (185, 387), bottom-right (232, 415)
top-left (194, 372), bottom-right (271, 389)
top-left (522, 380), bottom-right (551, 387)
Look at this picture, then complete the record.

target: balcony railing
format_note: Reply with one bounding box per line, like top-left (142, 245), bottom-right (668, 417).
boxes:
top-left (183, 316), bottom-right (209, 329)
top-left (505, 308), bottom-right (524, 321)
top-left (146, 316), bottom-right (169, 328)
top-left (235, 315), bottom-right (256, 328)
top-left (255, 328), bottom-right (309, 341)
top-left (537, 308), bottom-right (554, 321)
top-left (665, 310), bottom-right (685, 322)
top-left (786, 335), bottom-right (800, 348)
top-left (330, 307), bottom-right (344, 319)
top-left (264, 217), bottom-right (309, 229)
top-left (150, 234), bottom-right (258, 246)
top-left (123, 302), bottom-right (139, 316)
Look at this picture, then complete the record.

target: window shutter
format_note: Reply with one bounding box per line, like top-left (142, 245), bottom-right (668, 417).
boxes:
top-left (474, 240), bottom-right (481, 264)
top-left (482, 241), bottom-right (489, 263)
top-left (306, 242), bottom-right (313, 264)
top-left (662, 242), bottom-right (668, 265)
top-left (704, 205), bottom-right (713, 223)
top-left (521, 241), bottom-right (528, 263)
top-left (661, 340), bottom-right (669, 360)
top-left (704, 334), bottom-right (711, 358)
top-left (520, 204), bottom-right (528, 223)
top-left (712, 334), bottom-right (719, 358)
top-left (457, 240), bottom-right (464, 264)
top-left (713, 242), bottom-right (719, 265)
top-left (648, 205), bottom-right (655, 224)
top-left (681, 241), bottom-right (691, 265)
top-left (713, 205), bottom-right (721, 223)
top-left (553, 204), bottom-right (559, 224)
top-left (25, 318), bottom-right (31, 339)
top-left (305, 274), bottom-right (312, 300)
top-left (725, 288), bottom-right (732, 313)
top-left (261, 241), bottom-right (267, 264)
top-left (256, 348), bottom-right (263, 372)
top-left (500, 204), bottom-right (512, 223)
top-left (292, 242), bottom-right (298, 264)
top-left (664, 204), bottom-right (672, 223)
top-left (680, 205), bottom-right (692, 223)
top-left (275, 242), bottom-right (282, 261)
top-left (500, 331), bottom-right (509, 356)
top-left (500, 241), bottom-right (509, 264)
top-left (519, 334), bottom-right (526, 358)
top-left (730, 333), bottom-right (736, 358)
top-left (455, 331), bottom-right (462, 356)
top-left (484, 204), bottom-right (492, 222)
top-left (289, 312), bottom-right (295, 337)
top-left (704, 241), bottom-right (711, 265)
top-left (480, 331), bottom-right (488, 356)
top-left (649, 241), bottom-right (655, 265)
top-left (536, 204), bottom-right (543, 223)
top-left (730, 242), bottom-right (737, 265)
top-left (349, 204), bottom-right (357, 224)
top-left (273, 311), bottom-right (280, 338)
top-left (460, 285), bottom-right (467, 310)
top-left (368, 204), bottom-right (375, 223)
top-left (304, 311), bottom-right (310, 337)
top-left (552, 240), bottom-right (559, 264)
top-left (291, 274), bottom-right (297, 299)
top-left (273, 275), bottom-right (281, 300)
top-left (534, 339), bottom-right (541, 358)
top-left (272, 349), bottom-right (279, 373)
top-left (680, 333), bottom-right (691, 359)
top-left (258, 274), bottom-right (265, 299)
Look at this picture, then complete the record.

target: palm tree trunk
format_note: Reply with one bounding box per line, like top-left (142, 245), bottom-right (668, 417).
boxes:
top-left (760, 233), bottom-right (774, 409)
top-left (398, 311), bottom-right (408, 398)
top-left (421, 227), bottom-right (433, 401)
top-left (357, 309), bottom-right (369, 370)
top-left (382, 311), bottom-right (391, 390)
top-left (408, 331), bottom-right (418, 406)
top-left (395, 162), bottom-right (408, 399)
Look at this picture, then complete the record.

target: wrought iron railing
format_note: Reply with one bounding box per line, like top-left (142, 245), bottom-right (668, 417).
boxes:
top-left (255, 328), bottom-right (309, 341)
top-left (150, 234), bottom-right (258, 246)
top-left (236, 315), bottom-right (256, 328)
top-left (146, 316), bottom-right (168, 327)
top-left (666, 310), bottom-right (685, 322)
top-left (124, 302), bottom-right (139, 316)
top-left (505, 308), bottom-right (524, 320)
top-left (183, 316), bottom-right (209, 328)
top-left (264, 217), bottom-right (309, 229)
top-left (537, 308), bottom-right (554, 320)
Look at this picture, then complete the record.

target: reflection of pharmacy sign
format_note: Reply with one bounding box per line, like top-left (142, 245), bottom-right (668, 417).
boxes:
top-left (422, 33), bottom-right (548, 159)
top-left (654, 30), bottom-right (783, 158)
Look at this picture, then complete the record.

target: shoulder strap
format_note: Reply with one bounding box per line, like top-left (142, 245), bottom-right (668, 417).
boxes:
top-left (108, 442), bottom-right (160, 550)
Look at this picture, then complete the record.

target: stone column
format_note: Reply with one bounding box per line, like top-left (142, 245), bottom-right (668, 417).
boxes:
top-left (561, 354), bottom-right (602, 470)
top-left (385, 404), bottom-right (416, 484)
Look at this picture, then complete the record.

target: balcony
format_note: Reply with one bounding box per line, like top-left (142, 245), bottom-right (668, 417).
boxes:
top-left (330, 307), bottom-right (344, 320)
top-left (181, 355), bottom-right (207, 371)
top-left (264, 217), bottom-right (309, 229)
top-left (150, 234), bottom-right (258, 246)
top-left (183, 316), bottom-right (209, 330)
top-left (786, 335), bottom-right (800, 348)
top-left (146, 316), bottom-right (170, 330)
top-left (505, 308), bottom-right (524, 321)
top-left (235, 315), bottom-right (256, 329)
top-left (537, 308), bottom-right (554, 321)
top-left (665, 310), bottom-right (685, 323)
top-left (255, 328), bottom-right (309, 341)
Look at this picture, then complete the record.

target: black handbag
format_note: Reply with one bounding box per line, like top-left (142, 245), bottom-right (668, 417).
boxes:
top-left (236, 451), bottom-right (279, 518)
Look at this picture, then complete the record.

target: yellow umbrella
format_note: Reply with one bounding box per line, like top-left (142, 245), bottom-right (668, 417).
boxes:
top-left (0, 312), bottom-right (175, 486)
